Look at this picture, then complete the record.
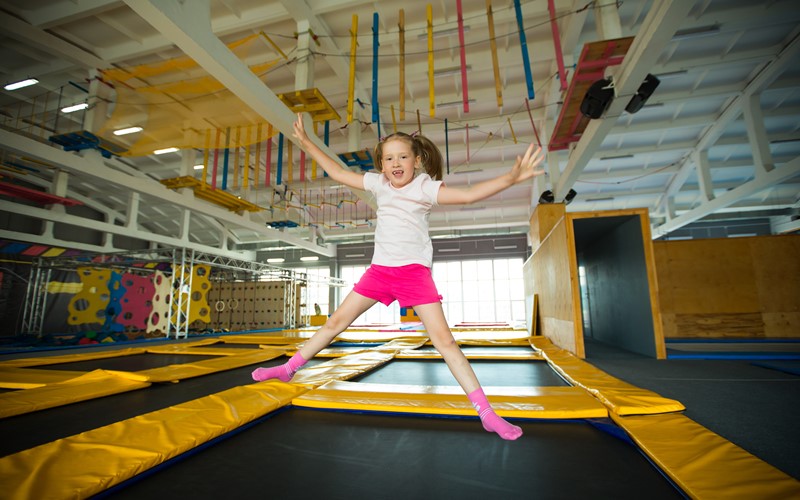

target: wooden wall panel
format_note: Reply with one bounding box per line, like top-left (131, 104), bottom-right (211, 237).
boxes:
top-left (529, 208), bottom-right (582, 356)
top-left (653, 235), bottom-right (799, 338)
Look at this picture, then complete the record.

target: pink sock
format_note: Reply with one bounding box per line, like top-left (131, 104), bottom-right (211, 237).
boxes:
top-left (251, 352), bottom-right (307, 382)
top-left (467, 388), bottom-right (523, 440)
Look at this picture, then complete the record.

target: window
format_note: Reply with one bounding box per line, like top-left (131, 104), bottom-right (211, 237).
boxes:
top-left (433, 257), bottom-right (525, 324)
top-left (293, 266), bottom-right (331, 316)
top-left (339, 257), bottom-right (525, 325)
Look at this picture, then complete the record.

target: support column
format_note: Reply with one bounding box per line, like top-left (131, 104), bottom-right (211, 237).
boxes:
top-left (295, 19), bottom-right (315, 90)
top-left (695, 150), bottom-right (715, 201)
top-left (742, 93), bottom-right (775, 177)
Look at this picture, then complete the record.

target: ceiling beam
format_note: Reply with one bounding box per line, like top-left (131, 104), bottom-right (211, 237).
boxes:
top-left (0, 128), bottom-right (335, 256)
top-left (0, 10), bottom-right (107, 71)
top-left (553, 0), bottom-right (693, 200)
top-left (655, 31), bottom-right (800, 218)
top-left (652, 155), bottom-right (800, 238)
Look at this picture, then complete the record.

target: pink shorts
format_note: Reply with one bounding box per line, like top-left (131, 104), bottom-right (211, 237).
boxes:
top-left (353, 264), bottom-right (443, 307)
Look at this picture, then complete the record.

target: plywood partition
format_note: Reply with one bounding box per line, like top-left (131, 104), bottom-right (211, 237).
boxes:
top-left (569, 209), bottom-right (666, 359)
top-left (524, 203), bottom-right (584, 357)
top-left (524, 205), bottom-right (666, 358)
top-left (653, 235), bottom-right (800, 339)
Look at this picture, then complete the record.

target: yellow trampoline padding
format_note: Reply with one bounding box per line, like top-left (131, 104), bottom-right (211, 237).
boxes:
top-left (222, 334), bottom-right (309, 345)
top-left (143, 338), bottom-right (223, 353)
top-left (293, 380), bottom-right (608, 419)
top-left (0, 381), bottom-right (307, 500)
top-left (612, 412), bottom-right (800, 499)
top-left (396, 348), bottom-right (543, 360)
top-left (531, 337), bottom-right (685, 416)
top-left (134, 348), bottom-right (286, 383)
top-left (290, 339), bottom-right (425, 387)
top-left (0, 366), bottom-right (87, 389)
top-left (313, 347), bottom-right (369, 358)
top-left (0, 369), bottom-right (151, 419)
top-left (0, 347), bottom-right (146, 368)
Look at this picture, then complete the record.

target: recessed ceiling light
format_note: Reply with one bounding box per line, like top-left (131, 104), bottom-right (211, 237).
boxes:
top-left (4, 78), bottom-right (38, 91)
top-left (267, 258), bottom-right (285, 263)
top-left (154, 147), bottom-right (179, 155)
top-left (300, 256), bottom-right (319, 261)
top-left (61, 103), bottom-right (88, 113)
top-left (113, 126), bottom-right (143, 136)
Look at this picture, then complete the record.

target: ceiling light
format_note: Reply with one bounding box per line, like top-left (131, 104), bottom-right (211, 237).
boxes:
top-left (267, 258), bottom-right (285, 263)
top-left (193, 164), bottom-right (204, 170)
top-left (113, 126), bottom-right (143, 136)
top-left (61, 103), bottom-right (88, 113)
top-left (600, 154), bottom-right (633, 161)
top-left (493, 245), bottom-right (518, 250)
top-left (154, 147), bottom-right (179, 155)
top-left (4, 78), bottom-right (38, 91)
top-left (345, 253), bottom-right (365, 258)
top-left (587, 196), bottom-right (614, 202)
top-left (300, 256), bottom-right (319, 261)
top-left (437, 248), bottom-right (460, 252)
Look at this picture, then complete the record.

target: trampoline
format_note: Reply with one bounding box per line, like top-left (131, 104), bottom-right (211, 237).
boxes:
top-left (1, 332), bottom-right (798, 500)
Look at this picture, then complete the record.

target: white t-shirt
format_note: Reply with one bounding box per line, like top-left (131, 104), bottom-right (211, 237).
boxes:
top-left (362, 172), bottom-right (443, 267)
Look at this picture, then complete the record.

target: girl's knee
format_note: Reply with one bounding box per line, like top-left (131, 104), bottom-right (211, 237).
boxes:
top-left (323, 312), bottom-right (348, 333)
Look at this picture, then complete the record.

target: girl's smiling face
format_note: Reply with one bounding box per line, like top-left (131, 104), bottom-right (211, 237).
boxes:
top-left (379, 139), bottom-right (421, 188)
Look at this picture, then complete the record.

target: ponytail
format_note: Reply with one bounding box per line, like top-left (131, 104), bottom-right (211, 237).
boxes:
top-left (374, 132), bottom-right (444, 180)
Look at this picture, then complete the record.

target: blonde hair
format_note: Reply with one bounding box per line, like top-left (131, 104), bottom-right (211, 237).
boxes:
top-left (374, 132), bottom-right (443, 180)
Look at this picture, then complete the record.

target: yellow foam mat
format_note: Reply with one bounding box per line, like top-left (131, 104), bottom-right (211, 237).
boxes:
top-left (612, 412), bottom-right (800, 499)
top-left (0, 370), bottom-right (151, 419)
top-left (135, 348), bottom-right (286, 383)
top-left (531, 337), bottom-right (685, 415)
top-left (0, 381), bottom-right (308, 500)
top-left (222, 335), bottom-right (308, 345)
top-left (0, 366), bottom-right (86, 389)
top-left (293, 380), bottom-right (609, 419)
top-left (396, 348), bottom-right (544, 360)
top-left (0, 347), bottom-right (146, 368)
top-left (142, 338), bottom-right (224, 353)
top-left (291, 338), bottom-right (427, 386)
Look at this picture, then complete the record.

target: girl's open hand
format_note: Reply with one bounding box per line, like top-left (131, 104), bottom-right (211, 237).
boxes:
top-left (508, 143), bottom-right (546, 184)
top-left (292, 113), bottom-right (309, 145)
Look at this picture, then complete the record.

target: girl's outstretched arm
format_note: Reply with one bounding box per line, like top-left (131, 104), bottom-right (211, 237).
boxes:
top-left (292, 113), bottom-right (365, 191)
top-left (437, 143), bottom-right (546, 205)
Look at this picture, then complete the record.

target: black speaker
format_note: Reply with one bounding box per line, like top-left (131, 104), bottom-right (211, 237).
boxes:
top-left (580, 78), bottom-right (614, 119)
top-left (625, 73), bottom-right (660, 114)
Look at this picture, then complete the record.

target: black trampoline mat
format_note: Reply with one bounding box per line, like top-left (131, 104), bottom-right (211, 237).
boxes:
top-left (0, 358), bottom-right (327, 458)
top-left (354, 359), bottom-right (568, 387)
top-left (108, 409), bottom-right (683, 499)
top-left (28, 353), bottom-right (220, 372)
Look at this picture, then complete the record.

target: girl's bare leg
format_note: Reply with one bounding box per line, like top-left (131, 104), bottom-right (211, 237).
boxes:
top-left (413, 302), bottom-right (523, 440)
top-left (252, 291), bottom-right (377, 381)
top-left (297, 291), bottom-right (377, 359)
